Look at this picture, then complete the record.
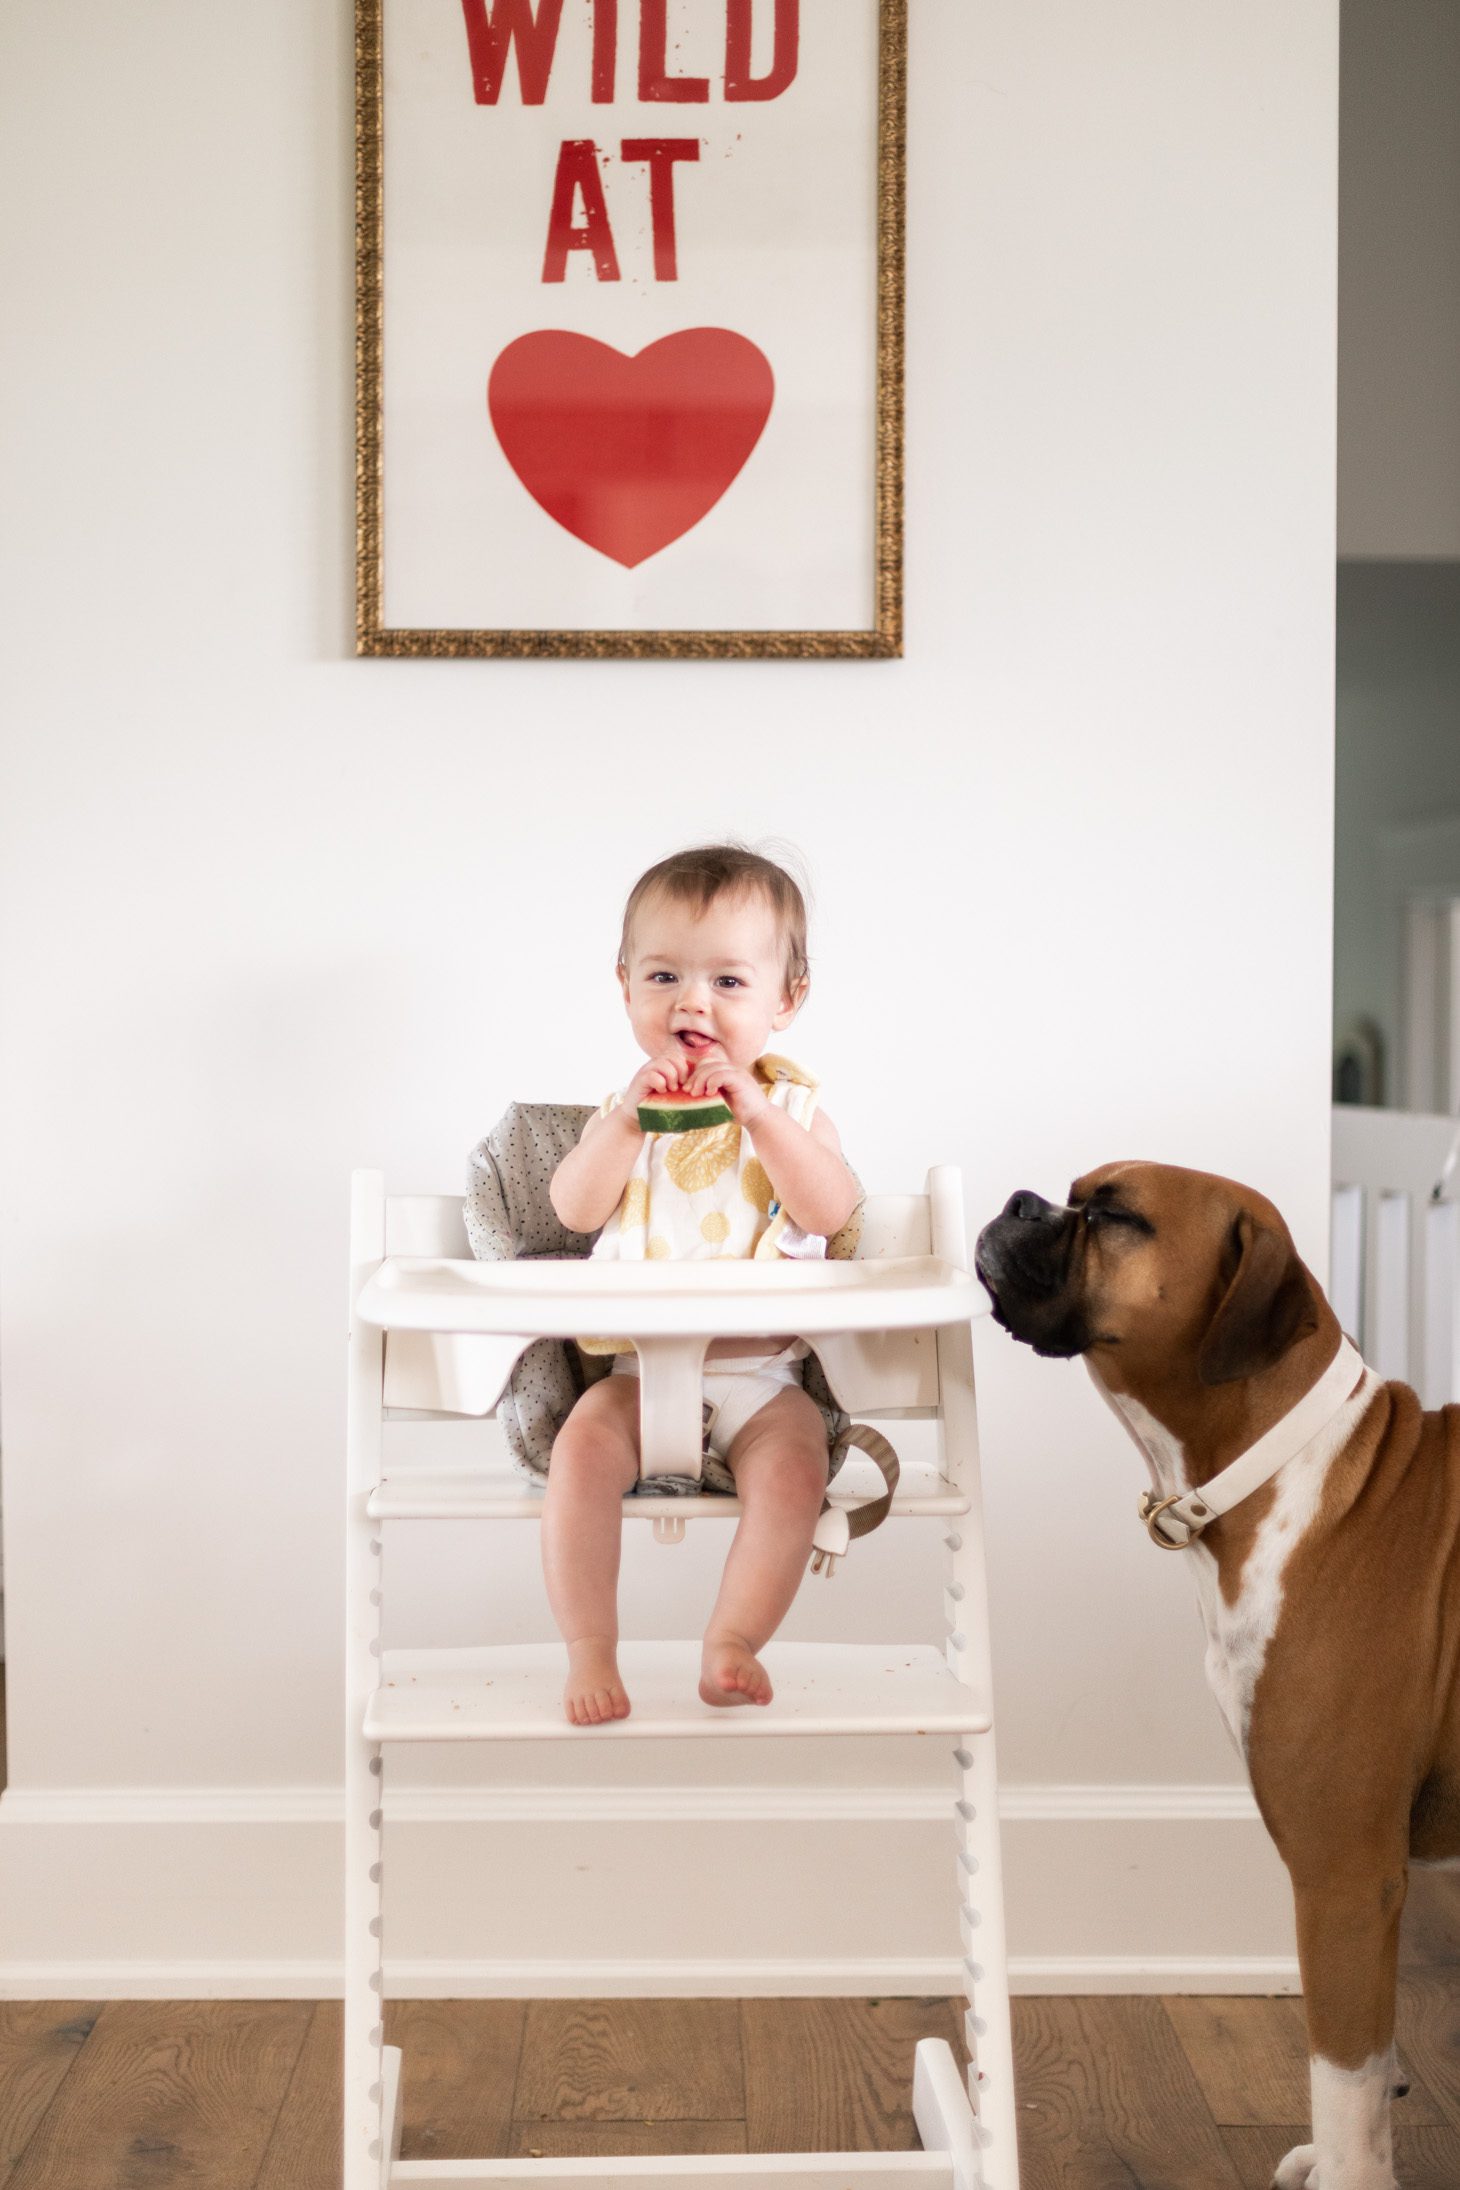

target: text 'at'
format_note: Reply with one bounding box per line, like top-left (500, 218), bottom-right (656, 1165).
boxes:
top-left (544, 139), bottom-right (696, 281)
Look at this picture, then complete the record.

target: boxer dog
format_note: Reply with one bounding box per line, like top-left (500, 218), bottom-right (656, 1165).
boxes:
top-left (975, 1162), bottom-right (1453, 2190)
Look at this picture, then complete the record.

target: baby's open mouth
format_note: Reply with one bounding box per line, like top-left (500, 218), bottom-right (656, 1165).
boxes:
top-left (676, 1030), bottom-right (717, 1053)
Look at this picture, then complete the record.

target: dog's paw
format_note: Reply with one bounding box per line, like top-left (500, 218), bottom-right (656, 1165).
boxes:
top-left (1271, 2147), bottom-right (1317, 2190)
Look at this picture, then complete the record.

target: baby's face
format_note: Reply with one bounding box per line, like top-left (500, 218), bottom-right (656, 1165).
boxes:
top-left (619, 887), bottom-right (802, 1075)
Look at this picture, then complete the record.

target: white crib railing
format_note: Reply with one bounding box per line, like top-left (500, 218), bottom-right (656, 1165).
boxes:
top-left (1331, 1104), bottom-right (1460, 1406)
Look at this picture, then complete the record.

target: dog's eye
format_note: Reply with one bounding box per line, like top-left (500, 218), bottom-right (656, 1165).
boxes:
top-left (1086, 1206), bottom-right (1139, 1230)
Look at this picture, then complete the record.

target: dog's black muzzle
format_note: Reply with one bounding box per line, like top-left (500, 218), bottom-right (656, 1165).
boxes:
top-left (975, 1191), bottom-right (1093, 1358)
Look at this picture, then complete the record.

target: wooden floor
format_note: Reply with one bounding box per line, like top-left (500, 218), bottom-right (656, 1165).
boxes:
top-left (3, 1872), bottom-right (1460, 2189)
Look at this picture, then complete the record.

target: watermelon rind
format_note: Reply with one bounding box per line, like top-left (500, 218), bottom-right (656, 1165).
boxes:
top-left (637, 1094), bottom-right (735, 1134)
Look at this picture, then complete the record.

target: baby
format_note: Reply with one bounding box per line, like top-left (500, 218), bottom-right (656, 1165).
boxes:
top-left (546, 844), bottom-right (860, 1727)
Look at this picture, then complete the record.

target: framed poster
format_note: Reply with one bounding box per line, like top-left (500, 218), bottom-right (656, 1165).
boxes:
top-left (356, 0), bottom-right (904, 658)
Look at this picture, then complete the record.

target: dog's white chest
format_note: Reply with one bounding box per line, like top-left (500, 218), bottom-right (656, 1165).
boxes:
top-left (1103, 1388), bottom-right (1349, 1756)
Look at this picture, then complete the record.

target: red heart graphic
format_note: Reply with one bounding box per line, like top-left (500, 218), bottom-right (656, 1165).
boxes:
top-left (488, 329), bottom-right (774, 569)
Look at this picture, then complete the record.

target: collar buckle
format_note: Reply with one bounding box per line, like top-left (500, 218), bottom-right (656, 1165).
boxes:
top-left (1138, 1490), bottom-right (1200, 1549)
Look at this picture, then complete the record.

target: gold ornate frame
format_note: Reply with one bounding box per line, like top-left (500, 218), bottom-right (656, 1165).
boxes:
top-left (354, 0), bottom-right (905, 660)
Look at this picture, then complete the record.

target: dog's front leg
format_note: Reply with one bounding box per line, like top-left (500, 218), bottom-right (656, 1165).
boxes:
top-left (1275, 1864), bottom-right (1406, 2190)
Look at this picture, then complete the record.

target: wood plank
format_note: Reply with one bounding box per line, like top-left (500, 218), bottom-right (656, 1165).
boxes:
top-left (257, 2000), bottom-right (526, 2180)
top-left (507, 2123), bottom-right (751, 2156)
top-left (392, 2001), bottom-right (525, 2159)
top-left (1221, 2123), bottom-right (1460, 2190)
top-left (254, 2002), bottom-right (341, 2190)
top-left (1167, 1989), bottom-right (1452, 2129)
top-left (0, 2005), bottom-right (99, 2184)
top-left (5, 2000), bottom-right (310, 2190)
top-left (1404, 1868), bottom-right (1460, 1970)
top-left (1164, 1995), bottom-right (1311, 2126)
top-left (1395, 1970), bottom-right (1460, 2131)
top-left (513, 2001), bottom-right (743, 2124)
top-left (1012, 1996), bottom-right (1244, 2190)
top-left (741, 1998), bottom-right (961, 2154)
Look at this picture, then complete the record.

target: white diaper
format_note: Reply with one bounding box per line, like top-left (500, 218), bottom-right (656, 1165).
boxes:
top-left (610, 1344), bottom-right (806, 1462)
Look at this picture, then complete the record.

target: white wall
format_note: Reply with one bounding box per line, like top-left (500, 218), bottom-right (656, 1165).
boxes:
top-left (0, 0), bottom-right (1338, 1995)
top-left (1339, 0), bottom-right (1460, 557)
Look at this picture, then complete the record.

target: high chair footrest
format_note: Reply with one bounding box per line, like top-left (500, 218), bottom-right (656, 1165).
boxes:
top-left (363, 1642), bottom-right (990, 1741)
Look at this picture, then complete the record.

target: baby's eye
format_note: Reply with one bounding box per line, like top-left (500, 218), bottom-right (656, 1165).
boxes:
top-left (715, 976), bottom-right (743, 989)
top-left (648, 971), bottom-right (677, 984)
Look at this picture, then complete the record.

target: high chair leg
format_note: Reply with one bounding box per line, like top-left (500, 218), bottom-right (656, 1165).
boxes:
top-left (954, 1730), bottom-right (1018, 2190)
top-left (346, 1171), bottom-right (389, 2190)
top-left (930, 1168), bottom-right (1020, 2190)
top-left (912, 2038), bottom-right (980, 2190)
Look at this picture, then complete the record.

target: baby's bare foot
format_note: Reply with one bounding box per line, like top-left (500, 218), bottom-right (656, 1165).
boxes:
top-left (699, 1631), bottom-right (773, 1708)
top-left (564, 1639), bottom-right (630, 1726)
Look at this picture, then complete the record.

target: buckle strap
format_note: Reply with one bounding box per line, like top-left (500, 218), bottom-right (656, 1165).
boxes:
top-left (810, 1422), bottom-right (901, 1577)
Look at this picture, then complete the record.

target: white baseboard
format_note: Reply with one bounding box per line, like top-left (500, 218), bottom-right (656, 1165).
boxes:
top-left (1009, 1956), bottom-right (1299, 1996)
top-left (0, 1780), bottom-right (1296, 2001)
top-left (0, 1959), bottom-right (344, 2000)
top-left (0, 1954), bottom-right (1301, 2001)
top-left (0, 1780), bottom-right (1262, 1826)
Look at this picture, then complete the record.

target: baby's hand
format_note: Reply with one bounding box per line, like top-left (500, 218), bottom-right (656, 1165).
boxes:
top-left (683, 1061), bottom-right (768, 1126)
top-left (624, 1051), bottom-right (688, 1119)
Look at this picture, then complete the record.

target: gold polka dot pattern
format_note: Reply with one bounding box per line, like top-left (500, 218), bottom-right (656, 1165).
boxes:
top-left (741, 1158), bottom-right (774, 1215)
top-left (664, 1120), bottom-right (741, 1194)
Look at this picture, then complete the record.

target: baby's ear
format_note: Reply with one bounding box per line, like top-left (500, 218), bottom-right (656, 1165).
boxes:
top-left (776, 976), bottom-right (809, 1027)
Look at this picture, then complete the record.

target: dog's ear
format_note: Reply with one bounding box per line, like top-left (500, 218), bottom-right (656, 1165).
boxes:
top-left (1197, 1211), bottom-right (1318, 1386)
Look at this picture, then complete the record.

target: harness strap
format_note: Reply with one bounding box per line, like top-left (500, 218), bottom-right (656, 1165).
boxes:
top-left (810, 1422), bottom-right (901, 1577)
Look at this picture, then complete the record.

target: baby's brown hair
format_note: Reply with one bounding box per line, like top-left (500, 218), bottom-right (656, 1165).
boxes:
top-left (618, 844), bottom-right (810, 993)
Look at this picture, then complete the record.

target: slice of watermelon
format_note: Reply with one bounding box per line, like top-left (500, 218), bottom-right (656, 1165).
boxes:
top-left (637, 1091), bottom-right (735, 1134)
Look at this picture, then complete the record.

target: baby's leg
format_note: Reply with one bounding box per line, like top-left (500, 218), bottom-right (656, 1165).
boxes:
top-left (542, 1376), bottom-right (641, 1725)
top-left (701, 1386), bottom-right (829, 1709)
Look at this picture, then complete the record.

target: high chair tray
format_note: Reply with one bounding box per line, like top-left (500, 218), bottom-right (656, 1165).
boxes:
top-left (364, 1641), bottom-right (991, 1741)
top-left (355, 1254), bottom-right (981, 1338)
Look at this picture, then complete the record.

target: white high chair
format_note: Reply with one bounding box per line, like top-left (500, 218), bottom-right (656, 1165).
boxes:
top-left (345, 1164), bottom-right (1018, 2190)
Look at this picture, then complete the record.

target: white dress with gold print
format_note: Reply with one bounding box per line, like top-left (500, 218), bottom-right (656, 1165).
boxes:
top-left (581, 1053), bottom-right (826, 1357)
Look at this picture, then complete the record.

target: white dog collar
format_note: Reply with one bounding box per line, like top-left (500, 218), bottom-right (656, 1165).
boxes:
top-left (1138, 1336), bottom-right (1368, 1549)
